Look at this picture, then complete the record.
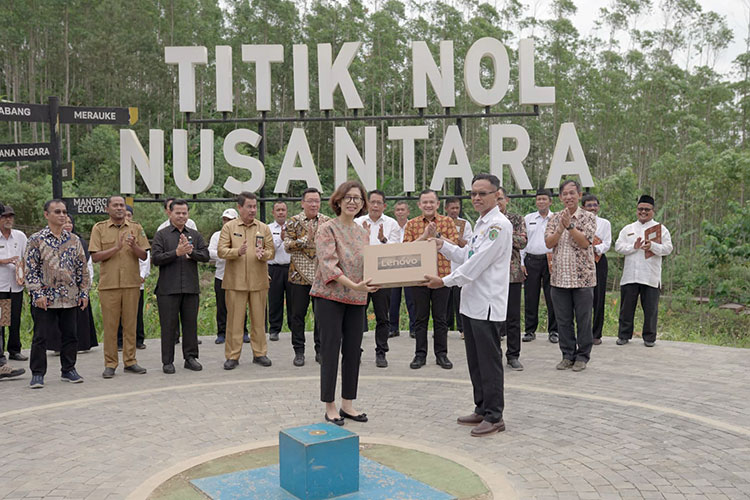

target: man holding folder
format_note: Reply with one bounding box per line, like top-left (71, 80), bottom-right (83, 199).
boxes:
top-left (615, 195), bottom-right (673, 347)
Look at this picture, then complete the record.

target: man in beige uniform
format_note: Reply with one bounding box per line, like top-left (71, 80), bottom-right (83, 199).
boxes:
top-left (218, 191), bottom-right (274, 370)
top-left (90, 195), bottom-right (150, 378)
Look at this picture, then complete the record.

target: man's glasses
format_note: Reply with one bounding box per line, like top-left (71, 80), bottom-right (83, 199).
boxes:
top-left (470, 190), bottom-right (497, 198)
top-left (637, 207), bottom-right (653, 212)
top-left (52, 209), bottom-right (68, 215)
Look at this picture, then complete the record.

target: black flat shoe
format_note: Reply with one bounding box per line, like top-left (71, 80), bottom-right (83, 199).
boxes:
top-left (339, 409), bottom-right (368, 422)
top-left (325, 414), bottom-right (345, 426)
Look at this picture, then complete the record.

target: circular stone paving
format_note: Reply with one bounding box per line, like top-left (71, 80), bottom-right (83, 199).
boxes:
top-left (2, 332), bottom-right (750, 499)
top-left (146, 442), bottom-right (497, 500)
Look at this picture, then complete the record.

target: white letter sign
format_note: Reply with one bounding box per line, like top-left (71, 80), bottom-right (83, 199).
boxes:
top-left (164, 46), bottom-right (208, 113)
top-left (430, 125), bottom-right (473, 190)
top-left (223, 129), bottom-right (265, 194)
top-left (464, 37), bottom-right (510, 107)
top-left (120, 129), bottom-right (164, 195)
top-left (545, 123), bottom-right (594, 188)
top-left (489, 124), bottom-right (533, 190)
top-left (412, 41), bottom-right (455, 108)
top-left (173, 129), bottom-right (215, 194)
top-left (274, 128), bottom-right (322, 193)
top-left (334, 127), bottom-right (377, 191)
top-left (318, 42), bottom-right (364, 110)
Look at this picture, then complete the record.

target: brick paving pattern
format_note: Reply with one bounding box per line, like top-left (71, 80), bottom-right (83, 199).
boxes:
top-left (2, 332), bottom-right (749, 499)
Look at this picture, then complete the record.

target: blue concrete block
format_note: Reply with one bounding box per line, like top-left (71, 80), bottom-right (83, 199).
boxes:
top-left (279, 423), bottom-right (359, 499)
top-left (190, 457), bottom-right (456, 500)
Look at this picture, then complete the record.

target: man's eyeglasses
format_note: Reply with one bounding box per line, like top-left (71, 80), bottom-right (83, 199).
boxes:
top-left (52, 209), bottom-right (68, 215)
top-left (344, 196), bottom-right (363, 203)
top-left (637, 207), bottom-right (653, 212)
top-left (470, 190), bottom-right (497, 198)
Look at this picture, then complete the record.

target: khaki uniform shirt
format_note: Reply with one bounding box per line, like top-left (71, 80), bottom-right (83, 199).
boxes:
top-left (217, 217), bottom-right (274, 291)
top-left (89, 219), bottom-right (150, 290)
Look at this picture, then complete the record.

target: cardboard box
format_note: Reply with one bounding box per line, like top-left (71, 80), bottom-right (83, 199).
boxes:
top-left (363, 240), bottom-right (438, 288)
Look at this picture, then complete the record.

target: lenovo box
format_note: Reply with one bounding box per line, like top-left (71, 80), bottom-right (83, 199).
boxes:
top-left (363, 240), bottom-right (438, 288)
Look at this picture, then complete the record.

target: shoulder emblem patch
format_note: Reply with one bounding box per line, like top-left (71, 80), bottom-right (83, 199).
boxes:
top-left (488, 226), bottom-right (501, 240)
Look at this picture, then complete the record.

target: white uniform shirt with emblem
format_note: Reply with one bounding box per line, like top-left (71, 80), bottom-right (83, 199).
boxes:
top-left (208, 230), bottom-right (227, 280)
top-left (594, 216), bottom-right (612, 256)
top-left (268, 221), bottom-right (291, 265)
top-left (520, 210), bottom-right (553, 264)
top-left (449, 217), bottom-right (473, 273)
top-left (158, 218), bottom-right (197, 232)
top-left (615, 219), bottom-right (673, 288)
top-left (0, 229), bottom-right (27, 293)
top-left (439, 206), bottom-right (513, 322)
top-left (354, 214), bottom-right (401, 245)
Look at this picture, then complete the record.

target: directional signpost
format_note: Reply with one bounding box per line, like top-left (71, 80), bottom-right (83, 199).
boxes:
top-left (0, 97), bottom-right (136, 199)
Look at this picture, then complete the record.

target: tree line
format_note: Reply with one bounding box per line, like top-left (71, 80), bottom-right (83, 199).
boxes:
top-left (0, 0), bottom-right (748, 303)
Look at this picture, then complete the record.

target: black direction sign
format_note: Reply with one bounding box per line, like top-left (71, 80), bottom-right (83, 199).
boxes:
top-left (0, 102), bottom-right (49, 123)
top-left (60, 161), bottom-right (75, 181)
top-left (59, 106), bottom-right (138, 125)
top-left (63, 197), bottom-right (109, 215)
top-left (0, 142), bottom-right (52, 162)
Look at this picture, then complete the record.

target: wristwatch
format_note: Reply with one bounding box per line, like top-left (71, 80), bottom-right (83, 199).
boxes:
top-left (379, 237), bottom-right (387, 244)
top-left (566, 223), bottom-right (575, 231)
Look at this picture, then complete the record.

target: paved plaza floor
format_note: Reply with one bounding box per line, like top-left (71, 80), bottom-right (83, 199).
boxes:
top-left (2, 331), bottom-right (750, 499)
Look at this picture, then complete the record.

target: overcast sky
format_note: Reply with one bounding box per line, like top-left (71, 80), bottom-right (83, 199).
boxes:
top-left (532, 0), bottom-right (748, 77)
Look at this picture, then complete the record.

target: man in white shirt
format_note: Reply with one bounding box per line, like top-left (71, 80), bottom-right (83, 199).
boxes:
top-left (118, 205), bottom-right (150, 350)
top-left (0, 206), bottom-right (28, 362)
top-left (615, 195), bottom-right (673, 347)
top-left (157, 197), bottom-right (198, 232)
top-left (388, 201), bottom-right (416, 339)
top-left (582, 194), bottom-right (611, 345)
top-left (521, 189), bottom-right (559, 343)
top-left (444, 197), bottom-right (473, 338)
top-left (267, 201), bottom-right (292, 342)
top-left (355, 190), bottom-right (401, 367)
top-left (425, 174), bottom-right (512, 437)
top-left (208, 208), bottom-right (248, 344)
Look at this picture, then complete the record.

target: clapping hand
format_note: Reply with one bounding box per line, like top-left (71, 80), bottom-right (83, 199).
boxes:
top-left (559, 210), bottom-right (572, 232)
top-left (176, 234), bottom-right (193, 256)
top-left (362, 221), bottom-right (371, 235)
top-left (642, 239), bottom-right (652, 252)
top-left (634, 236), bottom-right (643, 250)
top-left (255, 244), bottom-right (264, 260)
top-left (377, 224), bottom-right (385, 242)
top-left (238, 239), bottom-right (248, 256)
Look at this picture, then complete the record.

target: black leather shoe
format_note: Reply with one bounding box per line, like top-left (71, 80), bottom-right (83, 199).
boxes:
top-left (644, 340), bottom-right (655, 347)
top-left (457, 413), bottom-right (484, 426)
top-left (409, 356), bottom-right (426, 369)
top-left (184, 358), bottom-right (203, 371)
top-left (409, 331), bottom-right (416, 339)
top-left (548, 332), bottom-right (559, 343)
top-left (325, 414), bottom-right (345, 426)
top-left (471, 419), bottom-right (505, 437)
top-left (522, 332), bottom-right (536, 342)
top-left (375, 353), bottom-right (388, 368)
top-left (616, 338), bottom-right (629, 345)
top-left (388, 331), bottom-right (400, 338)
top-left (163, 363), bottom-right (175, 374)
top-left (124, 364), bottom-right (147, 374)
top-left (215, 336), bottom-right (225, 344)
top-left (223, 359), bottom-right (239, 370)
top-left (293, 354), bottom-right (305, 367)
top-left (340, 409), bottom-right (368, 422)
top-left (8, 352), bottom-right (28, 361)
top-left (102, 367), bottom-right (115, 378)
top-left (436, 354), bottom-right (453, 369)
top-left (507, 358), bottom-right (524, 371)
top-left (315, 353), bottom-right (321, 363)
top-left (253, 355), bottom-right (272, 367)
top-left (197, 339), bottom-right (202, 345)
top-left (269, 332), bottom-right (279, 341)
top-left (136, 344), bottom-right (147, 350)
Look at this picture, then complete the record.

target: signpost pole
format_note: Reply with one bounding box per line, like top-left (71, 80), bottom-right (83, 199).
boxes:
top-left (48, 96), bottom-right (63, 199)
top-left (259, 112), bottom-right (266, 222)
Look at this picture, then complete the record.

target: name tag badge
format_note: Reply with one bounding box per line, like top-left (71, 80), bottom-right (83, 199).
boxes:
top-left (233, 232), bottom-right (243, 237)
top-left (529, 222), bottom-right (537, 225)
top-left (627, 233), bottom-right (635, 236)
top-left (0, 245), bottom-right (5, 249)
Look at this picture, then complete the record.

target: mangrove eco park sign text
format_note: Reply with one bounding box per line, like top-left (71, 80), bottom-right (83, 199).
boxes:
top-left (120, 38), bottom-right (594, 195)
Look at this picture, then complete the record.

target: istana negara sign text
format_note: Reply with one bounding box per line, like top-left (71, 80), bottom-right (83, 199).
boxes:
top-left (120, 38), bottom-right (593, 196)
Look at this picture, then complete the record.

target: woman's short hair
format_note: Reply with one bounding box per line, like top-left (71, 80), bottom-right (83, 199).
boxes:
top-left (329, 180), bottom-right (368, 217)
